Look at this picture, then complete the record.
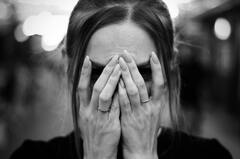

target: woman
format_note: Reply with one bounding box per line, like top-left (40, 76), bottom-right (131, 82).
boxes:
top-left (10, 0), bottom-right (232, 159)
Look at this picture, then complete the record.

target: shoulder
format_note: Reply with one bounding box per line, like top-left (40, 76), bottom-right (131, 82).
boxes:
top-left (157, 128), bottom-right (232, 159)
top-left (9, 132), bottom-right (77, 159)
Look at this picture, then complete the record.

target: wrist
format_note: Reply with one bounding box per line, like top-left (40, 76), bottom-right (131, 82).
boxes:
top-left (124, 154), bottom-right (158, 159)
top-left (84, 154), bottom-right (117, 159)
top-left (83, 140), bottom-right (118, 159)
top-left (83, 149), bottom-right (117, 159)
top-left (123, 150), bottom-right (158, 159)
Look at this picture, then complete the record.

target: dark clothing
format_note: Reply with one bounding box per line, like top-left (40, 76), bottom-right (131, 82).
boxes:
top-left (10, 128), bottom-right (232, 159)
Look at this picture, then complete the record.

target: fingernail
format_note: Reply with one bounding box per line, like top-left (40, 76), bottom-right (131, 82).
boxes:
top-left (119, 57), bottom-right (128, 70)
top-left (151, 52), bottom-right (159, 64)
top-left (107, 55), bottom-right (119, 67)
top-left (111, 55), bottom-right (119, 63)
top-left (83, 56), bottom-right (89, 68)
top-left (123, 50), bottom-right (132, 63)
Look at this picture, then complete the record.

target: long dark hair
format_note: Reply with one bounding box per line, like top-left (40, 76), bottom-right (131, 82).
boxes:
top-left (66, 0), bottom-right (181, 158)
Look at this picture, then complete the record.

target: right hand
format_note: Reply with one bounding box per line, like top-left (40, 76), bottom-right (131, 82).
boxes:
top-left (77, 55), bottom-right (121, 159)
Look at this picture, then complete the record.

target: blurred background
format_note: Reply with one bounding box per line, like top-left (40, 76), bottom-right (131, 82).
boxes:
top-left (0, 0), bottom-right (239, 159)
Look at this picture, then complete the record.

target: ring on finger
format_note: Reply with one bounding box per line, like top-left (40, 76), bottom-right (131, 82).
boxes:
top-left (98, 106), bottom-right (110, 113)
top-left (141, 97), bottom-right (151, 104)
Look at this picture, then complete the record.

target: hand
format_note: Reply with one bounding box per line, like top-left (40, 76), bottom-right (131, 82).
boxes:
top-left (118, 51), bottom-right (165, 159)
top-left (78, 55), bottom-right (121, 159)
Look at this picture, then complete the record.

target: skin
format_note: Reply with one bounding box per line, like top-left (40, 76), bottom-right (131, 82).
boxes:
top-left (86, 21), bottom-right (156, 65)
top-left (78, 21), bottom-right (165, 159)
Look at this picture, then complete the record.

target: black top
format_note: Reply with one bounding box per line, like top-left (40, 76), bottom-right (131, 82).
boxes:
top-left (10, 128), bottom-right (232, 159)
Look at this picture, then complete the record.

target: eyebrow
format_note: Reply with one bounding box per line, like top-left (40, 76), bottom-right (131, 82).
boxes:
top-left (90, 59), bottom-right (151, 69)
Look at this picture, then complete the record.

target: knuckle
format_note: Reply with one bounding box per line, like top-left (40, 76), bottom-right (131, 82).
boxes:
top-left (145, 107), bottom-right (152, 116)
top-left (84, 71), bottom-right (90, 77)
top-left (78, 85), bottom-right (86, 92)
top-left (155, 83), bottom-right (162, 89)
top-left (137, 116), bottom-right (144, 125)
top-left (97, 119), bottom-right (106, 127)
top-left (154, 80), bottom-right (164, 88)
top-left (156, 64), bottom-right (162, 70)
top-left (136, 81), bottom-right (146, 90)
top-left (81, 69), bottom-right (90, 77)
top-left (119, 91), bottom-right (127, 98)
top-left (99, 94), bottom-right (110, 103)
top-left (93, 84), bottom-right (101, 94)
top-left (130, 64), bottom-right (137, 71)
top-left (108, 78), bottom-right (115, 85)
top-left (124, 102), bottom-right (131, 108)
top-left (80, 111), bottom-right (93, 122)
top-left (128, 87), bottom-right (138, 96)
top-left (80, 70), bottom-right (86, 76)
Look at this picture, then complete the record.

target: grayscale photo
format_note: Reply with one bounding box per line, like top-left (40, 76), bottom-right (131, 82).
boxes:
top-left (0, 0), bottom-right (239, 159)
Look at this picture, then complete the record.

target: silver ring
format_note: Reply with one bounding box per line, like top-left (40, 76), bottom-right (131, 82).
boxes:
top-left (141, 98), bottom-right (151, 104)
top-left (98, 106), bottom-right (109, 113)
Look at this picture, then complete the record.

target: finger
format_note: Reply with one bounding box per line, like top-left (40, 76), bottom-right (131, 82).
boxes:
top-left (150, 52), bottom-right (165, 101)
top-left (119, 57), bottom-right (141, 110)
top-left (98, 91), bottom-right (119, 122)
top-left (78, 56), bottom-right (92, 107)
top-left (118, 79), bottom-right (131, 116)
top-left (122, 50), bottom-right (149, 102)
top-left (109, 93), bottom-right (120, 120)
top-left (99, 64), bottom-right (121, 111)
top-left (90, 55), bottom-right (119, 112)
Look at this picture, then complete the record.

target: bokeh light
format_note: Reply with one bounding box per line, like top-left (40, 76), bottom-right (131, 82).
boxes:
top-left (162, 0), bottom-right (193, 19)
top-left (214, 18), bottom-right (232, 40)
top-left (163, 0), bottom-right (179, 18)
top-left (22, 11), bottom-right (69, 51)
top-left (22, 15), bottom-right (39, 36)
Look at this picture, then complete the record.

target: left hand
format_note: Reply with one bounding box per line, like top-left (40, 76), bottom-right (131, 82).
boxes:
top-left (118, 51), bottom-right (165, 159)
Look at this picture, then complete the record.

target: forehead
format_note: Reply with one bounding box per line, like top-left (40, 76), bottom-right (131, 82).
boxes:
top-left (86, 21), bottom-right (156, 66)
